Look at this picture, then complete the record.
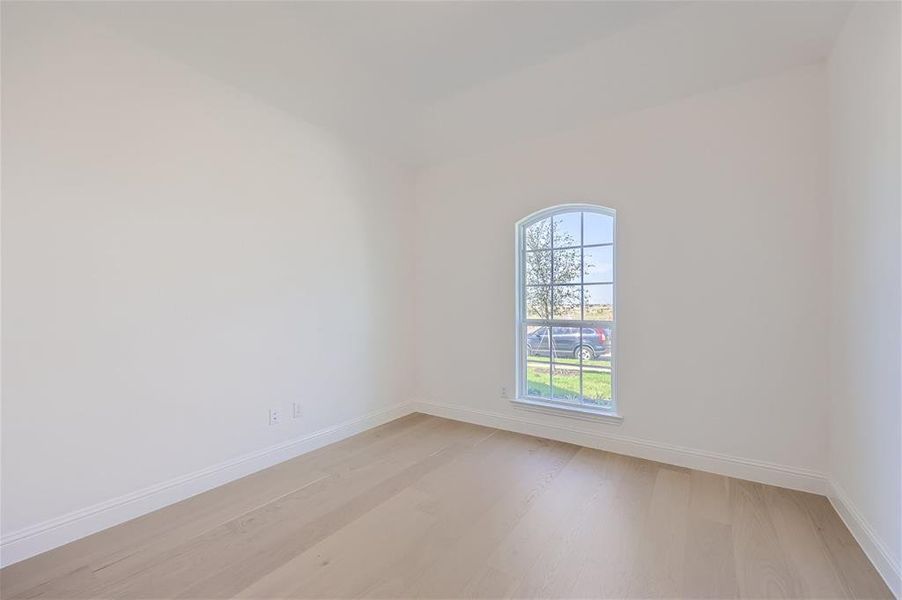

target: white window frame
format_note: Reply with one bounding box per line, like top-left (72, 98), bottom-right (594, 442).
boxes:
top-left (514, 203), bottom-right (621, 422)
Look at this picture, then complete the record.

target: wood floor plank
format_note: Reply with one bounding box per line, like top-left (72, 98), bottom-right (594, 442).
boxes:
top-left (462, 565), bottom-right (519, 599)
top-left (625, 466), bottom-right (693, 598)
top-left (392, 434), bottom-right (580, 599)
top-left (0, 414), bottom-right (891, 600)
top-left (801, 493), bottom-right (894, 599)
top-left (234, 487), bottom-right (438, 599)
top-left (682, 516), bottom-right (740, 598)
top-left (569, 454), bottom-right (658, 599)
top-left (730, 479), bottom-right (803, 598)
top-left (257, 431), bottom-right (567, 599)
top-left (689, 469), bottom-right (732, 525)
top-left (485, 448), bottom-right (608, 583)
top-left (361, 433), bottom-right (575, 599)
top-left (504, 448), bottom-right (622, 599)
top-left (764, 486), bottom-right (850, 598)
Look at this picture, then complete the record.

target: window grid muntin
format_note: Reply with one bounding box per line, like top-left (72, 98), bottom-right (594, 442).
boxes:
top-left (526, 241), bottom-right (613, 252)
top-left (525, 283), bottom-right (614, 287)
top-left (549, 215), bottom-right (555, 395)
top-left (577, 211), bottom-right (586, 404)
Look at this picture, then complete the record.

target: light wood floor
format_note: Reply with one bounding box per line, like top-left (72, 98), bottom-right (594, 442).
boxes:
top-left (0, 414), bottom-right (892, 599)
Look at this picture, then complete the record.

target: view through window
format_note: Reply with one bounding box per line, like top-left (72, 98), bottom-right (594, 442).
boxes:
top-left (518, 206), bottom-right (615, 412)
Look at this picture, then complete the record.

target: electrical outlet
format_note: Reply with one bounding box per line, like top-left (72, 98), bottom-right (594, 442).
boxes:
top-left (292, 402), bottom-right (302, 419)
top-left (501, 386), bottom-right (510, 399)
top-left (269, 408), bottom-right (280, 426)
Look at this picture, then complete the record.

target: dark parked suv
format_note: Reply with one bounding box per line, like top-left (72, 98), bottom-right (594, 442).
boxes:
top-left (526, 326), bottom-right (609, 361)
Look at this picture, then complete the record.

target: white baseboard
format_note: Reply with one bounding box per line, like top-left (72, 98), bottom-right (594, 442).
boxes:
top-left (828, 480), bottom-right (901, 598)
top-left (412, 400), bottom-right (827, 495)
top-left (0, 402), bottom-right (415, 568)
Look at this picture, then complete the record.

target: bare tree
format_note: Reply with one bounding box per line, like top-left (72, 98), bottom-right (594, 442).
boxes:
top-left (524, 218), bottom-right (587, 320)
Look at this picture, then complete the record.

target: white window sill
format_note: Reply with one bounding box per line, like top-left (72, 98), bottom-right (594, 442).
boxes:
top-left (511, 397), bottom-right (623, 424)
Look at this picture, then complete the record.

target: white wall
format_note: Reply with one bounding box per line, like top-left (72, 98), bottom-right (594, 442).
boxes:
top-left (827, 1), bottom-right (901, 592)
top-left (1, 2), bottom-right (413, 550)
top-left (414, 66), bottom-right (831, 486)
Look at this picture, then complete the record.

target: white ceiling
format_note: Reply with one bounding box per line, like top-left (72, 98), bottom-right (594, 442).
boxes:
top-left (68, 1), bottom-right (851, 166)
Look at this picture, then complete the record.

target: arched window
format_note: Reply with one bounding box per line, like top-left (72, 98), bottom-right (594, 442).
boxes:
top-left (516, 204), bottom-right (617, 417)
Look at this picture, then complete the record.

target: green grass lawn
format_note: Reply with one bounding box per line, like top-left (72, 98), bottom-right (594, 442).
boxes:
top-left (526, 364), bottom-right (612, 405)
top-left (526, 354), bottom-right (610, 368)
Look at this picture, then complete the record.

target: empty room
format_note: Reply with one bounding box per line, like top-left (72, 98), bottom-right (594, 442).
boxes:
top-left (1, 1), bottom-right (900, 598)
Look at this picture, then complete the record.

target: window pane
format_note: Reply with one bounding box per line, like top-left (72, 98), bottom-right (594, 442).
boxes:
top-left (525, 325), bottom-right (550, 361)
top-left (552, 248), bottom-right (581, 284)
top-left (548, 326), bottom-right (580, 360)
top-left (525, 218), bottom-right (551, 251)
top-left (552, 212), bottom-right (581, 248)
top-left (526, 363), bottom-right (551, 398)
top-left (525, 286), bottom-right (552, 320)
top-left (525, 250), bottom-right (551, 285)
top-left (584, 284), bottom-right (613, 320)
top-left (551, 364), bottom-right (581, 402)
top-left (584, 212), bottom-right (613, 245)
top-left (583, 353), bottom-right (611, 372)
top-left (583, 246), bottom-right (613, 283)
top-left (581, 367), bottom-right (612, 406)
top-left (578, 327), bottom-right (609, 363)
top-left (552, 286), bottom-right (581, 320)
